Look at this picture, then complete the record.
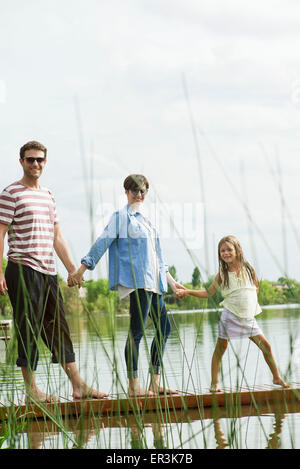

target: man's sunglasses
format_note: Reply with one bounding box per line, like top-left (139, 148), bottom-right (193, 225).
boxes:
top-left (130, 188), bottom-right (148, 196)
top-left (22, 157), bottom-right (46, 164)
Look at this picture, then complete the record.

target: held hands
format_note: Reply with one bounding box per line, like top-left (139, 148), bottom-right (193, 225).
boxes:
top-left (67, 269), bottom-right (85, 288)
top-left (176, 288), bottom-right (188, 299)
top-left (172, 282), bottom-right (188, 299)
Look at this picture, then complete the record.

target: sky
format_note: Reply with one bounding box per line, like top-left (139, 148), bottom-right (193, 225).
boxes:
top-left (1, 0), bottom-right (300, 284)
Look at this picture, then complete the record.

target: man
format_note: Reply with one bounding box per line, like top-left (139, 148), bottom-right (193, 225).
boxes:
top-left (0, 140), bottom-right (108, 402)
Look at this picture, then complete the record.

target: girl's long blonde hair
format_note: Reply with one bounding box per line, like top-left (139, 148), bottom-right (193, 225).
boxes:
top-left (218, 235), bottom-right (256, 288)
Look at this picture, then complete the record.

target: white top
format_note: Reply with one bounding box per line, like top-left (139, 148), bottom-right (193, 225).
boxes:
top-left (219, 268), bottom-right (262, 319)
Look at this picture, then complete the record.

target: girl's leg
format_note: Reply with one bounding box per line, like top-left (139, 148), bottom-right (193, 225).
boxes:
top-left (126, 289), bottom-right (154, 396)
top-left (250, 334), bottom-right (289, 388)
top-left (210, 338), bottom-right (228, 392)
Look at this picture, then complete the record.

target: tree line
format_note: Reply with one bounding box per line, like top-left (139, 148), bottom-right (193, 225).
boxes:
top-left (0, 261), bottom-right (299, 317)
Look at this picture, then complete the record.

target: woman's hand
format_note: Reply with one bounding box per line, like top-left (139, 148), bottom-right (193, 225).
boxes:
top-left (171, 281), bottom-right (188, 298)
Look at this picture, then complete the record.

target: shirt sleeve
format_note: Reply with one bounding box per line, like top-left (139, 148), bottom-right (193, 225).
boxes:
top-left (0, 189), bottom-right (15, 225)
top-left (81, 211), bottom-right (119, 270)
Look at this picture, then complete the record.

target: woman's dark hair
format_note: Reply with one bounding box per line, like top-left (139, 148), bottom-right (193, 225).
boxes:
top-left (123, 174), bottom-right (149, 191)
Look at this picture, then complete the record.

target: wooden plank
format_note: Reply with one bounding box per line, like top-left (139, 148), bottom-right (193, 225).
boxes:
top-left (1, 384), bottom-right (299, 422)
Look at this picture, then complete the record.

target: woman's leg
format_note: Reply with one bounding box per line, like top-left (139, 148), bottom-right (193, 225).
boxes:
top-left (125, 289), bottom-right (154, 396)
top-left (250, 334), bottom-right (289, 387)
top-left (148, 294), bottom-right (176, 394)
top-left (210, 338), bottom-right (228, 392)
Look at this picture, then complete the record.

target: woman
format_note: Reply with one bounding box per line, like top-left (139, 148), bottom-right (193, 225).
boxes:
top-left (72, 174), bottom-right (185, 397)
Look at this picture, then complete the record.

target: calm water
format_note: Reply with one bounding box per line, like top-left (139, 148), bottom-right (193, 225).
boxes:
top-left (1, 306), bottom-right (300, 449)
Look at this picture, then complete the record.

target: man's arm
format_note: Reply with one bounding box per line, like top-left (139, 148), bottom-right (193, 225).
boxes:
top-left (53, 224), bottom-right (80, 285)
top-left (0, 223), bottom-right (8, 296)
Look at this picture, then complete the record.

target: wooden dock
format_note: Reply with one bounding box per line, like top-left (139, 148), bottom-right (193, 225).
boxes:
top-left (1, 383), bottom-right (300, 422)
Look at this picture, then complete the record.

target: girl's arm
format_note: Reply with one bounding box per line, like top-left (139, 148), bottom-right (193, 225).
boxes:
top-left (177, 274), bottom-right (221, 298)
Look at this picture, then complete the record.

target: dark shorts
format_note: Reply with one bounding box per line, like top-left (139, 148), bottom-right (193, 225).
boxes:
top-left (5, 261), bottom-right (75, 371)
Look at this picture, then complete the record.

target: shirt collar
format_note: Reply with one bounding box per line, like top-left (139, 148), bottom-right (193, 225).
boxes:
top-left (127, 203), bottom-right (143, 216)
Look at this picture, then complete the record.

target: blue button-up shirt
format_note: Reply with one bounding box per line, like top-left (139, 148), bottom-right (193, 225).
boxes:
top-left (81, 204), bottom-right (168, 293)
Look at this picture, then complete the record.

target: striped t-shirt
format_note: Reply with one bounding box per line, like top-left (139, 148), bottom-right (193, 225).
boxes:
top-left (0, 181), bottom-right (59, 275)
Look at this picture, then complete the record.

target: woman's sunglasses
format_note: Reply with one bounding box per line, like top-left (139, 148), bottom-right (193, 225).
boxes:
top-left (130, 188), bottom-right (148, 196)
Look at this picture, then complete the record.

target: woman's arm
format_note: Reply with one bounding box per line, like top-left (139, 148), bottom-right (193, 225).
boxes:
top-left (69, 211), bottom-right (119, 287)
top-left (166, 271), bottom-right (187, 294)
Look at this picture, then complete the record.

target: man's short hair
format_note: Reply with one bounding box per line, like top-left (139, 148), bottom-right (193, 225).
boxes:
top-left (20, 141), bottom-right (47, 160)
top-left (123, 174), bottom-right (149, 191)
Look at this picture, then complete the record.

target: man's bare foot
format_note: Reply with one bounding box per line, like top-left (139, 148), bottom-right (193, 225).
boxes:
top-left (25, 389), bottom-right (60, 404)
top-left (273, 378), bottom-right (289, 389)
top-left (209, 384), bottom-right (222, 393)
top-left (72, 383), bottom-right (109, 400)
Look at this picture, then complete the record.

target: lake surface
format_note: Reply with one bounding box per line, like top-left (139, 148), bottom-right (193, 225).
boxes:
top-left (1, 306), bottom-right (300, 449)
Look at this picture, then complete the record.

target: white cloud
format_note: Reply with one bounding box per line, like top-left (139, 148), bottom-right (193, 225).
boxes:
top-left (0, 0), bottom-right (300, 282)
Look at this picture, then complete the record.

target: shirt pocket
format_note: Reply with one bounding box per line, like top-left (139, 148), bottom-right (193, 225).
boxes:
top-left (128, 217), bottom-right (148, 239)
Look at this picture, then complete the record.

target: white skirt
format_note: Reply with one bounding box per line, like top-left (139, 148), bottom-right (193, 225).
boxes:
top-left (218, 308), bottom-right (262, 340)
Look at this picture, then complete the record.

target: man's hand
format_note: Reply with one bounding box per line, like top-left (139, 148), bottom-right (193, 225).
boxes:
top-left (0, 272), bottom-right (8, 296)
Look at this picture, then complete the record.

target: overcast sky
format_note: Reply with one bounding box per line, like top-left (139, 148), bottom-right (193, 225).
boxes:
top-left (1, 0), bottom-right (300, 283)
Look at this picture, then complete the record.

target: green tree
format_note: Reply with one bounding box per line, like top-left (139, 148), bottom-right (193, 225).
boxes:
top-left (258, 280), bottom-right (285, 305)
top-left (84, 278), bottom-right (120, 313)
top-left (192, 267), bottom-right (201, 287)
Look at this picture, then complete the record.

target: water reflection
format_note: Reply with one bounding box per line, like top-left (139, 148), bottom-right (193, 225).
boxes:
top-left (0, 307), bottom-right (300, 448)
top-left (0, 404), bottom-right (297, 450)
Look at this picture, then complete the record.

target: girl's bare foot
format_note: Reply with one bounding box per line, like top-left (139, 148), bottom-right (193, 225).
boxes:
top-left (210, 384), bottom-right (222, 393)
top-left (273, 378), bottom-right (289, 389)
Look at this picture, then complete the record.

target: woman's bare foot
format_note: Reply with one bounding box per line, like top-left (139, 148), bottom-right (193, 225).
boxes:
top-left (209, 383), bottom-right (222, 393)
top-left (149, 385), bottom-right (179, 396)
top-left (128, 377), bottom-right (155, 397)
top-left (273, 377), bottom-right (289, 389)
top-left (72, 382), bottom-right (109, 400)
top-left (149, 374), bottom-right (178, 396)
top-left (128, 385), bottom-right (154, 398)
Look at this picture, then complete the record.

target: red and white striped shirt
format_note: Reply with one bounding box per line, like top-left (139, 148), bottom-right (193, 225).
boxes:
top-left (0, 181), bottom-right (59, 275)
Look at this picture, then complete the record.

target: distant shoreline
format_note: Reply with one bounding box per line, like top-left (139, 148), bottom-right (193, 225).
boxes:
top-left (168, 303), bottom-right (300, 315)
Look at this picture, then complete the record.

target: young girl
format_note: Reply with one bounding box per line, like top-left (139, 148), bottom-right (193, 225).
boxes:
top-left (177, 235), bottom-right (288, 392)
